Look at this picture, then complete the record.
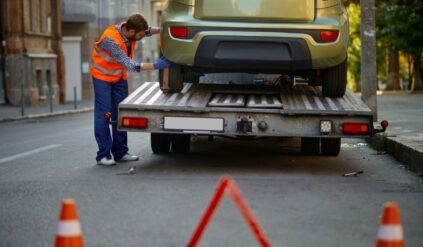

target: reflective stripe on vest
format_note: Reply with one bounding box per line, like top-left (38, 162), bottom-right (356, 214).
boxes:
top-left (94, 47), bottom-right (115, 63)
top-left (90, 61), bottom-right (122, 76)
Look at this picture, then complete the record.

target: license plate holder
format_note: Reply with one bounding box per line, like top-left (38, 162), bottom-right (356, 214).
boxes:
top-left (163, 116), bottom-right (224, 132)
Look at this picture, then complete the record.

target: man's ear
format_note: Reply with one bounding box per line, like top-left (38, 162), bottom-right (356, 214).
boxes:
top-left (128, 29), bottom-right (136, 36)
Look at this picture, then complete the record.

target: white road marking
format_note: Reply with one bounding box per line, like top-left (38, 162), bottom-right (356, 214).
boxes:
top-left (0, 144), bottom-right (62, 164)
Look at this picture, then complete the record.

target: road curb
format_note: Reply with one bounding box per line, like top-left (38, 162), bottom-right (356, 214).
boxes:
top-left (0, 107), bottom-right (93, 123)
top-left (369, 134), bottom-right (423, 176)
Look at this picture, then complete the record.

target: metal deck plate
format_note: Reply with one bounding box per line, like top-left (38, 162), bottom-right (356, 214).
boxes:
top-left (208, 94), bottom-right (245, 107)
top-left (246, 95), bottom-right (283, 108)
top-left (120, 82), bottom-right (372, 115)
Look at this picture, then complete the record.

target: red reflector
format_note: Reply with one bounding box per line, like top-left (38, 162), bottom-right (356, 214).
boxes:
top-left (320, 30), bottom-right (339, 42)
top-left (122, 117), bottom-right (148, 128)
top-left (381, 120), bottom-right (389, 129)
top-left (170, 26), bottom-right (188, 39)
top-left (104, 112), bottom-right (112, 120)
top-left (343, 123), bottom-right (369, 135)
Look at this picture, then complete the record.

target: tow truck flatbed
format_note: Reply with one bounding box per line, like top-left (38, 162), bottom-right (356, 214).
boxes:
top-left (117, 80), bottom-right (384, 155)
top-left (120, 82), bottom-right (371, 116)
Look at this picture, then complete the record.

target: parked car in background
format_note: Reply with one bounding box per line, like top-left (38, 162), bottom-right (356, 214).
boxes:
top-left (160, 0), bottom-right (349, 97)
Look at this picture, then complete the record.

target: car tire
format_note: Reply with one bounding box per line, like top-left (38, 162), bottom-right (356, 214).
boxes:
top-left (322, 58), bottom-right (347, 98)
top-left (321, 138), bottom-right (341, 156)
top-left (183, 67), bottom-right (200, 83)
top-left (171, 134), bottom-right (191, 153)
top-left (301, 137), bottom-right (320, 155)
top-left (151, 133), bottom-right (171, 154)
top-left (159, 63), bottom-right (184, 93)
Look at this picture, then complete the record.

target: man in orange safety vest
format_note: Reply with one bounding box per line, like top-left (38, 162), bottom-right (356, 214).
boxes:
top-left (90, 13), bottom-right (170, 166)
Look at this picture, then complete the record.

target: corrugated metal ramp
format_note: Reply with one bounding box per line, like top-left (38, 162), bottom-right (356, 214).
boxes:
top-left (120, 82), bottom-right (371, 115)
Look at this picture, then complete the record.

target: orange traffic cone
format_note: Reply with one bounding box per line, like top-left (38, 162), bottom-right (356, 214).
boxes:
top-left (376, 202), bottom-right (405, 247)
top-left (54, 199), bottom-right (84, 247)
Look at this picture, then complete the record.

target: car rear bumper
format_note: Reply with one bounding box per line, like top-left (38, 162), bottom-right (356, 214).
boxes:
top-left (162, 14), bottom-right (349, 71)
top-left (163, 29), bottom-right (348, 71)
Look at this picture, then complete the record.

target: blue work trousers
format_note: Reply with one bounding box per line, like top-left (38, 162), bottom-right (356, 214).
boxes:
top-left (93, 77), bottom-right (129, 161)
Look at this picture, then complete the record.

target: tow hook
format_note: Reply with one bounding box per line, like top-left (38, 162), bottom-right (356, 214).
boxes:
top-left (104, 112), bottom-right (117, 125)
top-left (237, 116), bottom-right (253, 133)
top-left (373, 120), bottom-right (389, 134)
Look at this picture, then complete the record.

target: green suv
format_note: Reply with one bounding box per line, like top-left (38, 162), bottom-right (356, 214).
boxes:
top-left (160, 0), bottom-right (349, 97)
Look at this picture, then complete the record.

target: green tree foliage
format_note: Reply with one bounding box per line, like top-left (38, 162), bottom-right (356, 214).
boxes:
top-left (377, 0), bottom-right (423, 89)
top-left (342, 0), bottom-right (359, 7)
top-left (344, 0), bottom-right (422, 91)
top-left (344, 0), bottom-right (385, 92)
top-left (378, 0), bottom-right (423, 56)
top-left (346, 3), bottom-right (361, 91)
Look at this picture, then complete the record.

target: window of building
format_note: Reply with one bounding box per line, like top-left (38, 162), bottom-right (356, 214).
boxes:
top-left (46, 70), bottom-right (54, 99)
top-left (36, 70), bottom-right (46, 99)
top-left (29, 0), bottom-right (48, 34)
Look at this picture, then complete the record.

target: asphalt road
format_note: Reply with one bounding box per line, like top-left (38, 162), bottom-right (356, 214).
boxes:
top-left (0, 112), bottom-right (422, 247)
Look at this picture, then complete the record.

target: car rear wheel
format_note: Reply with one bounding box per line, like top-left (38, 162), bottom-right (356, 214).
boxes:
top-left (159, 63), bottom-right (184, 93)
top-left (151, 133), bottom-right (171, 153)
top-left (322, 58), bottom-right (347, 98)
top-left (183, 68), bottom-right (200, 83)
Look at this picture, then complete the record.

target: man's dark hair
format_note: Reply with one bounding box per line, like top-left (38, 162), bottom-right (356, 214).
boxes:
top-left (125, 13), bottom-right (148, 32)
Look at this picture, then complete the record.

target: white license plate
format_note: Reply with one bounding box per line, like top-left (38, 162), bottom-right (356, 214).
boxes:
top-left (163, 117), bottom-right (224, 132)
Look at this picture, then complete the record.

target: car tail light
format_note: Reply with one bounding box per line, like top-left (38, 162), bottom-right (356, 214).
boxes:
top-left (170, 26), bottom-right (188, 39)
top-left (122, 117), bottom-right (148, 128)
top-left (343, 123), bottom-right (369, 135)
top-left (320, 30), bottom-right (339, 42)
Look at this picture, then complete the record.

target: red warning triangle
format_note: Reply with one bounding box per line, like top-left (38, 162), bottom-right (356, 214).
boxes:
top-left (187, 175), bottom-right (272, 247)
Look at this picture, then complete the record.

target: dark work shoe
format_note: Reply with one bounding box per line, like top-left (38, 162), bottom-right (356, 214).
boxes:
top-left (116, 153), bottom-right (139, 162)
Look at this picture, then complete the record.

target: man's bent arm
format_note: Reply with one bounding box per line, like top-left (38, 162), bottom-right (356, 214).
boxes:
top-left (98, 38), bottom-right (141, 72)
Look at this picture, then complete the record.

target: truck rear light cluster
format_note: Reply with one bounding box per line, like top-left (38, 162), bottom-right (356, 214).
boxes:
top-left (122, 117), bottom-right (148, 129)
top-left (170, 26), bottom-right (188, 39)
top-left (342, 123), bottom-right (369, 135)
top-left (320, 30), bottom-right (339, 42)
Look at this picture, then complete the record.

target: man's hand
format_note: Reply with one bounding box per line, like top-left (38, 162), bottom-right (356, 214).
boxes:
top-left (145, 27), bottom-right (161, 37)
top-left (153, 57), bottom-right (171, 70)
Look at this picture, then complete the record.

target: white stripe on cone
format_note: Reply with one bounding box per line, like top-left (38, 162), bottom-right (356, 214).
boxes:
top-left (56, 220), bottom-right (82, 237)
top-left (377, 225), bottom-right (404, 241)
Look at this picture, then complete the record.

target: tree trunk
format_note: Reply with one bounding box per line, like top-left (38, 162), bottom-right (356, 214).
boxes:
top-left (386, 50), bottom-right (401, 90)
top-left (355, 76), bottom-right (361, 92)
top-left (412, 53), bottom-right (423, 91)
top-left (407, 56), bottom-right (413, 90)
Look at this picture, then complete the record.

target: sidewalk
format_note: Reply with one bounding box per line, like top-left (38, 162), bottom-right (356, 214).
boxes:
top-left (0, 100), bottom-right (93, 122)
top-left (371, 91), bottom-right (423, 176)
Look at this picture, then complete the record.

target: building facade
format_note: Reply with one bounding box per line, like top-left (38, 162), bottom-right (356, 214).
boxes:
top-left (0, 0), bottom-right (163, 106)
top-left (0, 0), bottom-right (63, 106)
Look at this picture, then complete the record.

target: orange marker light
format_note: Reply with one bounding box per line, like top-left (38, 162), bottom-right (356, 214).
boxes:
top-left (122, 117), bottom-right (148, 128)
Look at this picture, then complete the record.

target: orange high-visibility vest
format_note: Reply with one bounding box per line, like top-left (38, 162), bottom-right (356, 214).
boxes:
top-left (90, 22), bottom-right (136, 83)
